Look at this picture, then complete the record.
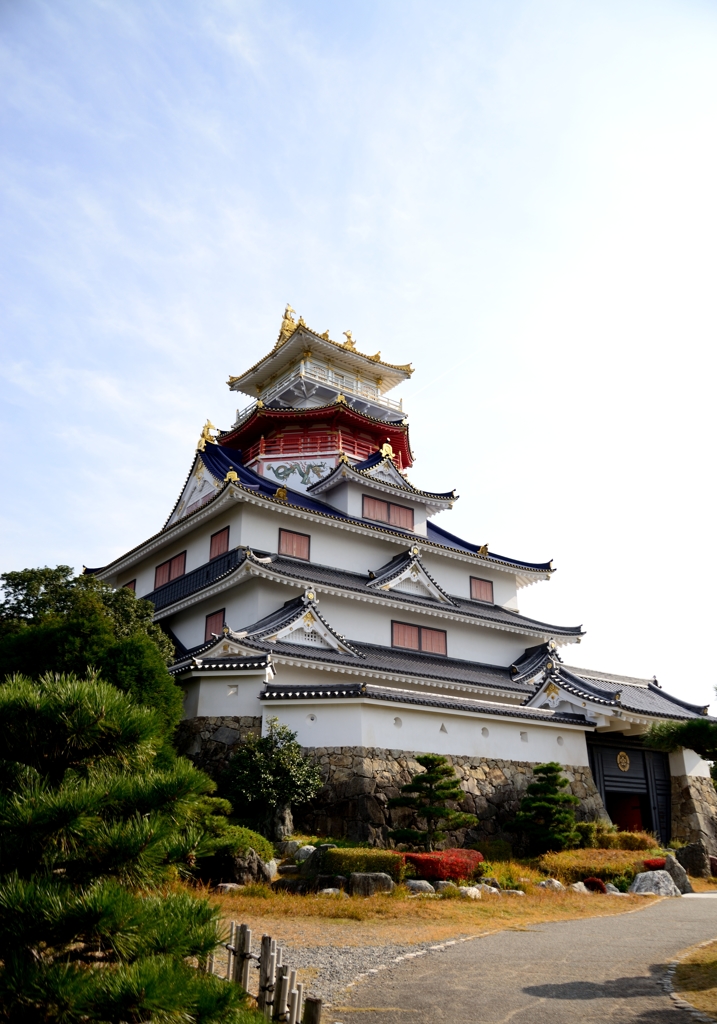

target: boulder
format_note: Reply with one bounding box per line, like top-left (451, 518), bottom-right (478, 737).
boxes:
top-left (476, 883), bottom-right (501, 894)
top-left (272, 877), bottom-right (313, 894)
top-left (348, 872), bottom-right (395, 896)
top-left (315, 874), bottom-right (347, 892)
top-left (605, 883), bottom-right (621, 894)
top-left (318, 888), bottom-right (341, 896)
top-left (629, 870), bottom-right (681, 896)
top-left (215, 882), bottom-right (243, 894)
top-left (482, 877), bottom-right (502, 890)
top-left (220, 847), bottom-right (275, 885)
top-left (664, 855), bottom-right (694, 894)
top-left (536, 878), bottom-right (564, 891)
top-left (675, 842), bottom-right (712, 879)
top-left (458, 886), bottom-right (482, 899)
top-left (405, 879), bottom-right (435, 894)
top-left (435, 881), bottom-right (458, 893)
top-left (277, 865), bottom-right (300, 875)
top-left (299, 843), bottom-right (338, 875)
top-left (502, 889), bottom-right (526, 896)
top-left (711, 855), bottom-right (717, 878)
top-left (295, 845), bottom-right (317, 863)
top-left (570, 882), bottom-right (590, 894)
top-left (277, 840), bottom-right (302, 858)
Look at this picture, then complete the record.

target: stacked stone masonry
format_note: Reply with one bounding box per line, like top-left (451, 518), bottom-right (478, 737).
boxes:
top-left (671, 774), bottom-right (717, 852)
top-left (175, 716), bottom-right (262, 773)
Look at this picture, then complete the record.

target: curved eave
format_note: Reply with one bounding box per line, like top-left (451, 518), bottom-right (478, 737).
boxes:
top-left (228, 326), bottom-right (413, 396)
top-left (308, 459), bottom-right (456, 507)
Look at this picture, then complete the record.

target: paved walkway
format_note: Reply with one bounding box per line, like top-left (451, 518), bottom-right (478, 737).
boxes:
top-left (337, 897), bottom-right (717, 1023)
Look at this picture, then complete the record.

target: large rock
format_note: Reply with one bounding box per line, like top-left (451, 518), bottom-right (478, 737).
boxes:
top-left (348, 872), bottom-right (395, 896)
top-left (482, 876), bottom-right (502, 890)
top-left (212, 847), bottom-right (275, 885)
top-left (629, 870), bottom-right (681, 896)
top-left (315, 874), bottom-right (347, 891)
top-left (711, 855), bottom-right (717, 877)
top-left (664, 855), bottom-right (694, 894)
top-left (277, 840), bottom-right (303, 858)
top-left (476, 883), bottom-right (501, 895)
top-left (435, 881), bottom-right (458, 893)
top-left (570, 882), bottom-right (590, 894)
top-left (405, 879), bottom-right (435, 894)
top-left (300, 843), bottom-right (337, 875)
top-left (295, 845), bottom-right (316, 863)
top-left (536, 878), bottom-right (564, 891)
top-left (458, 886), bottom-right (482, 899)
top-left (675, 842), bottom-right (712, 879)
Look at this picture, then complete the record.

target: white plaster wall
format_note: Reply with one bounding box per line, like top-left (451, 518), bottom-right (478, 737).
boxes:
top-left (269, 699), bottom-right (590, 765)
top-left (669, 748), bottom-right (713, 778)
top-left (183, 675), bottom-right (264, 718)
top-left (420, 555), bottom-right (520, 611)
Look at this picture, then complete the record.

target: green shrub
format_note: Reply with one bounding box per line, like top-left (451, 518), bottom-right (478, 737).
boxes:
top-left (211, 826), bottom-right (274, 865)
top-left (513, 762), bottom-right (580, 854)
top-left (574, 822), bottom-right (656, 851)
top-left (575, 822), bottom-right (598, 848)
top-left (322, 848), bottom-right (406, 882)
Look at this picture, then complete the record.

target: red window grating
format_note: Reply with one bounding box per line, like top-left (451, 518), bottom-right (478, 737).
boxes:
top-left (363, 495), bottom-right (414, 531)
top-left (278, 529), bottom-right (310, 560)
top-left (392, 621), bottom-right (447, 656)
top-left (210, 526), bottom-right (230, 559)
top-left (470, 577), bottom-right (494, 603)
top-left (154, 551), bottom-right (186, 589)
top-left (123, 579), bottom-right (136, 592)
top-left (205, 609), bottom-right (225, 642)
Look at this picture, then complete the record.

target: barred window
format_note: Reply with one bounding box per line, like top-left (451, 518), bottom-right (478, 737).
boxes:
top-left (392, 621), bottom-right (447, 656)
top-left (154, 552), bottom-right (186, 589)
top-left (210, 526), bottom-right (229, 559)
top-left (362, 495), bottom-right (414, 531)
top-left (470, 577), bottom-right (494, 603)
top-left (205, 609), bottom-right (225, 641)
top-left (278, 529), bottom-right (310, 560)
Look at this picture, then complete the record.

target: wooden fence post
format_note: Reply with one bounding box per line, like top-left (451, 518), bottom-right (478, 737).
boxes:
top-left (258, 935), bottom-right (272, 1013)
top-left (303, 995), bottom-right (322, 1024)
top-left (273, 964), bottom-right (290, 1022)
top-left (226, 921), bottom-right (236, 982)
top-left (234, 923), bottom-right (252, 990)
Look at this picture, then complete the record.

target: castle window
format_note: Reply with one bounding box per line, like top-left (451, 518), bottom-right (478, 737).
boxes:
top-left (278, 528), bottom-right (310, 560)
top-left (154, 551), bottom-right (186, 589)
top-left (362, 495), bottom-right (414, 531)
top-left (392, 621), bottom-right (447, 656)
top-left (210, 526), bottom-right (230, 559)
top-left (470, 577), bottom-right (494, 603)
top-left (205, 609), bottom-right (225, 641)
top-left (124, 579), bottom-right (136, 592)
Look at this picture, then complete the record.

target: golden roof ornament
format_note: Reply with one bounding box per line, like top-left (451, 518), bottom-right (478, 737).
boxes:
top-left (276, 303), bottom-right (297, 347)
top-left (342, 330), bottom-right (357, 351)
top-left (274, 486), bottom-right (288, 500)
top-left (478, 543), bottom-right (489, 556)
top-left (335, 394), bottom-right (347, 405)
top-left (338, 451), bottom-right (350, 463)
top-left (197, 419), bottom-right (220, 451)
top-left (380, 441), bottom-right (394, 459)
top-left (223, 465), bottom-right (239, 483)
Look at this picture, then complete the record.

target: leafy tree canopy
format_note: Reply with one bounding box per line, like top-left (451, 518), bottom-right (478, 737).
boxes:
top-left (0, 673), bottom-right (254, 1023)
top-left (0, 566), bottom-right (182, 737)
top-left (513, 761), bottom-right (580, 855)
top-left (388, 754), bottom-right (478, 851)
top-left (221, 717), bottom-right (322, 839)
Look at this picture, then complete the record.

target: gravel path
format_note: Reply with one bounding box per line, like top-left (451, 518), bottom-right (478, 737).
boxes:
top-left (334, 896), bottom-right (717, 1023)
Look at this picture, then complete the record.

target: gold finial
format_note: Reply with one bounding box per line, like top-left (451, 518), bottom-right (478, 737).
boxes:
top-left (335, 394), bottom-right (347, 405)
top-left (368, 352), bottom-right (381, 361)
top-left (274, 486), bottom-right (288, 500)
top-left (338, 451), bottom-right (350, 463)
top-left (380, 441), bottom-right (394, 459)
top-left (256, 399), bottom-right (265, 409)
top-left (222, 625), bottom-right (230, 635)
top-left (478, 543), bottom-right (489, 556)
top-left (343, 330), bottom-right (356, 350)
top-left (224, 465), bottom-right (239, 483)
top-left (320, 330), bottom-right (330, 340)
top-left (227, 374), bottom-right (240, 385)
top-left (277, 303), bottom-right (297, 346)
top-left (297, 316), bottom-right (306, 327)
top-left (197, 419), bottom-right (220, 451)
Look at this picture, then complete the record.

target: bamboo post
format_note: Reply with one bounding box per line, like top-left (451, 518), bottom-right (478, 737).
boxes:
top-left (264, 940), bottom-right (277, 1020)
top-left (289, 981), bottom-right (304, 1024)
top-left (273, 964), bottom-right (290, 1022)
top-left (206, 952), bottom-right (215, 975)
top-left (226, 921), bottom-right (236, 982)
top-left (258, 935), bottom-right (272, 1012)
top-left (235, 923), bottom-right (252, 990)
top-left (303, 995), bottom-right (322, 1024)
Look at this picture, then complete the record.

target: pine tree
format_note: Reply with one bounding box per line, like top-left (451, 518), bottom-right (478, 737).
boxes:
top-left (222, 717), bottom-right (322, 839)
top-left (513, 761), bottom-right (580, 854)
top-left (0, 672), bottom-right (257, 1024)
top-left (387, 754), bottom-right (478, 851)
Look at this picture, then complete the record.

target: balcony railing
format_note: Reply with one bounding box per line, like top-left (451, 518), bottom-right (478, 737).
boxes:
top-left (243, 431), bottom-right (380, 465)
top-left (146, 547), bottom-right (243, 611)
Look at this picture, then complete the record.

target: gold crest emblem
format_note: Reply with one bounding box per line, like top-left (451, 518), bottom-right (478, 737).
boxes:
top-left (617, 751), bottom-right (630, 772)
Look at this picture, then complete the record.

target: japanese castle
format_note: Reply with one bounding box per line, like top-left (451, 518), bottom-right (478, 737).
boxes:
top-left (95, 306), bottom-right (716, 846)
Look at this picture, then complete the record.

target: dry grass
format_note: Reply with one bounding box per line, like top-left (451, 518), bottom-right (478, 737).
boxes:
top-left (207, 884), bottom-right (653, 947)
top-left (538, 847), bottom-right (660, 885)
top-left (690, 875), bottom-right (717, 893)
top-left (674, 940), bottom-right (717, 1020)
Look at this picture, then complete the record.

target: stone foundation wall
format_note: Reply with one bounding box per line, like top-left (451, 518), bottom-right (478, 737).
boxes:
top-left (671, 774), bottom-right (717, 853)
top-left (298, 746), bottom-right (607, 848)
top-left (175, 716), bottom-right (262, 775)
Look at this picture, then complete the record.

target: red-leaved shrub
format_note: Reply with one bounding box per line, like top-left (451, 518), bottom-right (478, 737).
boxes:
top-left (643, 858), bottom-right (666, 871)
top-left (402, 849), bottom-right (484, 881)
top-left (583, 876), bottom-right (607, 893)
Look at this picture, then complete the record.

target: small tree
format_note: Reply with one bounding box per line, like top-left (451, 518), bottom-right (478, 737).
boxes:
top-left (0, 672), bottom-right (253, 1023)
top-left (513, 761), bottom-right (580, 854)
top-left (0, 566), bottom-right (183, 742)
top-left (388, 754), bottom-right (478, 851)
top-left (221, 717), bottom-right (322, 839)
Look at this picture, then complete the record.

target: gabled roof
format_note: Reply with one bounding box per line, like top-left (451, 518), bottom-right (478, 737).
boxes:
top-left (525, 664), bottom-right (710, 721)
top-left (260, 680), bottom-right (591, 726)
top-left (307, 449), bottom-right (456, 509)
top-left (367, 549), bottom-right (456, 604)
top-left (234, 592), bottom-right (363, 657)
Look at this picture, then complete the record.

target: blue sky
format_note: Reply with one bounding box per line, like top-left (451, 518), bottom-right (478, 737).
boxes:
top-left (2, 1), bottom-right (717, 705)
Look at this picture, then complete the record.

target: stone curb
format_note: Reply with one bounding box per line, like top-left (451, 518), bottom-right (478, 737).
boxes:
top-left (662, 939), bottom-right (717, 1023)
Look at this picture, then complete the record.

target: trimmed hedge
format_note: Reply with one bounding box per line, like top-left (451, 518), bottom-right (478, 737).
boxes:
top-left (539, 847), bottom-right (661, 886)
top-left (211, 825), bottom-right (274, 864)
top-left (644, 857), bottom-right (667, 870)
top-left (403, 849), bottom-right (484, 882)
top-left (574, 822), bottom-right (657, 850)
top-left (322, 848), bottom-right (406, 882)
